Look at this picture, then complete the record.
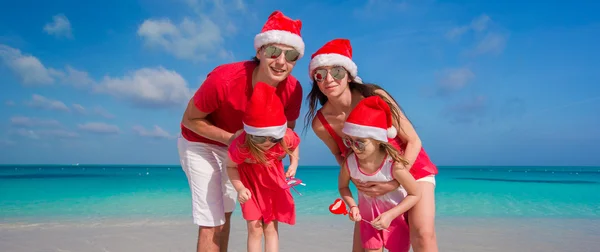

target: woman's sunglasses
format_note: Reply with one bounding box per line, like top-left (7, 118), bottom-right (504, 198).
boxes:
top-left (313, 66), bottom-right (346, 82)
top-left (250, 135), bottom-right (283, 144)
top-left (263, 45), bottom-right (300, 62)
top-left (343, 137), bottom-right (367, 152)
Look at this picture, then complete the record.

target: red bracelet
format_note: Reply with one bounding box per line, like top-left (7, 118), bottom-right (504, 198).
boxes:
top-left (350, 205), bottom-right (358, 209)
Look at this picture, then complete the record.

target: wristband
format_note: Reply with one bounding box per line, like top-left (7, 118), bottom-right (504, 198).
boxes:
top-left (350, 205), bottom-right (358, 209)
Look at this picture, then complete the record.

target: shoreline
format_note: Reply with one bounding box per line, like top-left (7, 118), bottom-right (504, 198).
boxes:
top-left (1, 216), bottom-right (599, 252)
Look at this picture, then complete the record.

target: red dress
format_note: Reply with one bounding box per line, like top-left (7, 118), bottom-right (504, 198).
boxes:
top-left (316, 110), bottom-right (438, 180)
top-left (227, 128), bottom-right (300, 225)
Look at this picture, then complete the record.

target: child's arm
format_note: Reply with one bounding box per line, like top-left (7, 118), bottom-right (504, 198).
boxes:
top-left (285, 145), bottom-right (300, 178)
top-left (371, 162), bottom-right (421, 229)
top-left (338, 163), bottom-right (361, 221)
top-left (225, 158), bottom-right (251, 203)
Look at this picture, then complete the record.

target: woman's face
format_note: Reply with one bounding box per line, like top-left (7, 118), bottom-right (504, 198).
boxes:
top-left (313, 66), bottom-right (351, 97)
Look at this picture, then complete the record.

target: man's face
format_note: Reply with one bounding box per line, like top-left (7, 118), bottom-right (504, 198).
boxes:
top-left (256, 43), bottom-right (299, 83)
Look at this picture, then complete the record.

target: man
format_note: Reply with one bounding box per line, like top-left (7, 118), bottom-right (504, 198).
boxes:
top-left (177, 10), bottom-right (305, 252)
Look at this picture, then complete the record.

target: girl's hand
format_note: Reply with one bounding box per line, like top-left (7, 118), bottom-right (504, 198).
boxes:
top-left (237, 188), bottom-right (252, 204)
top-left (285, 163), bottom-right (298, 178)
top-left (353, 179), bottom-right (399, 197)
top-left (349, 206), bottom-right (362, 222)
top-left (371, 212), bottom-right (393, 230)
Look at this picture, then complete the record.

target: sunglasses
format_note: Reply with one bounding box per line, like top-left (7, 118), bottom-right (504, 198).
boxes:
top-left (249, 135), bottom-right (283, 144)
top-left (313, 66), bottom-right (346, 82)
top-left (263, 45), bottom-right (300, 62)
top-left (343, 137), bottom-right (368, 152)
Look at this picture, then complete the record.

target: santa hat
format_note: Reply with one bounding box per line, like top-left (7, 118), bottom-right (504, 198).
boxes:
top-left (309, 38), bottom-right (362, 83)
top-left (254, 10), bottom-right (305, 58)
top-left (243, 82), bottom-right (287, 139)
top-left (342, 96), bottom-right (397, 142)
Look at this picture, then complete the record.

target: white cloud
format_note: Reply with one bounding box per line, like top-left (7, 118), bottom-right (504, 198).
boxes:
top-left (93, 106), bottom-right (115, 119)
top-left (436, 67), bottom-right (475, 94)
top-left (43, 14), bottom-right (73, 39)
top-left (52, 65), bottom-right (95, 87)
top-left (446, 14), bottom-right (491, 40)
top-left (10, 116), bottom-right (62, 128)
top-left (78, 122), bottom-right (120, 134)
top-left (12, 128), bottom-right (78, 139)
top-left (25, 94), bottom-right (70, 112)
top-left (94, 67), bottom-right (192, 108)
top-left (70, 104), bottom-right (114, 118)
top-left (0, 45), bottom-right (93, 87)
top-left (0, 44), bottom-right (55, 85)
top-left (132, 125), bottom-right (173, 139)
top-left (138, 16), bottom-right (227, 61)
top-left (472, 33), bottom-right (507, 56)
top-left (72, 104), bottom-right (86, 114)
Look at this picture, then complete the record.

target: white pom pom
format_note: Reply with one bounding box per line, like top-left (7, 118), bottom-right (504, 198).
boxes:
top-left (387, 126), bottom-right (397, 139)
top-left (354, 76), bottom-right (363, 84)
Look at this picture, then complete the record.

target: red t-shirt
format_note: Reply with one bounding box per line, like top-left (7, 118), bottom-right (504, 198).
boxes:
top-left (181, 61), bottom-right (303, 146)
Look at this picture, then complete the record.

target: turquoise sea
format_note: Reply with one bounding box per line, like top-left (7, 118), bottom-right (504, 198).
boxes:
top-left (1, 165), bottom-right (599, 223)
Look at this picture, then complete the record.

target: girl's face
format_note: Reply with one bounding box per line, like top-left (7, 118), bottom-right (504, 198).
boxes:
top-left (343, 136), bottom-right (377, 159)
top-left (249, 135), bottom-right (283, 150)
top-left (313, 66), bottom-right (351, 97)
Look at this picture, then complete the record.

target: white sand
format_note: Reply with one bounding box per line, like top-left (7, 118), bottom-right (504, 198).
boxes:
top-left (1, 216), bottom-right (599, 252)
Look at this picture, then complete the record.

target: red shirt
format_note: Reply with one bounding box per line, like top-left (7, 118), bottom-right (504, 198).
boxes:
top-left (181, 61), bottom-right (303, 146)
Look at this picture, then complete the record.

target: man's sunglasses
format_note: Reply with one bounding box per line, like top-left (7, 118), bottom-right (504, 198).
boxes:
top-left (343, 137), bottom-right (367, 152)
top-left (263, 45), bottom-right (300, 63)
top-left (313, 66), bottom-right (346, 82)
top-left (249, 135), bottom-right (283, 144)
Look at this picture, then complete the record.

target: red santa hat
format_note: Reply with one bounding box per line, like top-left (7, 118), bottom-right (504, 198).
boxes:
top-left (243, 82), bottom-right (287, 139)
top-left (309, 38), bottom-right (362, 83)
top-left (342, 96), bottom-right (397, 142)
top-left (254, 10), bottom-right (305, 58)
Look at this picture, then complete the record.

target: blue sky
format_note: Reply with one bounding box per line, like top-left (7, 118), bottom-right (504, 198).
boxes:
top-left (1, 0), bottom-right (599, 166)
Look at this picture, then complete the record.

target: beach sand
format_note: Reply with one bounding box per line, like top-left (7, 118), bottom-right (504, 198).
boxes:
top-left (1, 216), bottom-right (599, 252)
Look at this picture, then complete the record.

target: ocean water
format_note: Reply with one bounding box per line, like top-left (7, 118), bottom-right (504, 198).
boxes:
top-left (1, 165), bottom-right (599, 223)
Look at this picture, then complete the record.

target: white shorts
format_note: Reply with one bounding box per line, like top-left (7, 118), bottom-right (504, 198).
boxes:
top-left (177, 136), bottom-right (237, 227)
top-left (416, 175), bottom-right (436, 187)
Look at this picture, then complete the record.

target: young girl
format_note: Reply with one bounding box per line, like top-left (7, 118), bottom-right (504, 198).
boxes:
top-left (226, 82), bottom-right (300, 252)
top-left (338, 96), bottom-right (421, 252)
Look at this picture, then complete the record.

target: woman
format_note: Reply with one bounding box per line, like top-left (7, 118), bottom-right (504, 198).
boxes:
top-left (305, 38), bottom-right (439, 252)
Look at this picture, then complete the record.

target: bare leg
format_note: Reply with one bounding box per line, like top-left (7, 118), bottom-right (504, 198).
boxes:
top-left (352, 221), bottom-right (365, 252)
top-left (408, 182), bottom-right (438, 252)
top-left (365, 249), bottom-right (383, 252)
top-left (264, 221), bottom-right (279, 252)
top-left (247, 220), bottom-right (264, 252)
top-left (196, 225), bottom-right (222, 252)
top-left (220, 212), bottom-right (232, 252)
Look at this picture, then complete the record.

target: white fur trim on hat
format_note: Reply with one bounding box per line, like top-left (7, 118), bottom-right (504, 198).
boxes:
top-left (243, 123), bottom-right (287, 139)
top-left (387, 126), bottom-right (397, 139)
top-left (309, 53), bottom-right (358, 81)
top-left (254, 30), bottom-right (305, 58)
top-left (342, 122), bottom-right (388, 143)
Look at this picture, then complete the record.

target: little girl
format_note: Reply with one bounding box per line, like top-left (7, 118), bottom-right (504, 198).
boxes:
top-left (226, 82), bottom-right (300, 252)
top-left (338, 96), bottom-right (421, 252)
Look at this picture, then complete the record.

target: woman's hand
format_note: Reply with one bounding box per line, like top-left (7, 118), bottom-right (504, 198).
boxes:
top-left (353, 179), bottom-right (399, 197)
top-left (349, 206), bottom-right (362, 222)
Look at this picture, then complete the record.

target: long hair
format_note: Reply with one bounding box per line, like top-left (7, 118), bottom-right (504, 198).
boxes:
top-left (303, 79), bottom-right (411, 136)
top-left (242, 134), bottom-right (295, 167)
top-left (344, 141), bottom-right (409, 169)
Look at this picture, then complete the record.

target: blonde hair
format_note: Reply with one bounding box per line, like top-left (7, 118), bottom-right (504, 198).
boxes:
top-left (242, 134), bottom-right (295, 167)
top-left (344, 140), bottom-right (409, 168)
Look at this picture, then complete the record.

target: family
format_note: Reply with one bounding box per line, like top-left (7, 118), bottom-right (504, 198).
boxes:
top-left (177, 10), bottom-right (439, 252)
